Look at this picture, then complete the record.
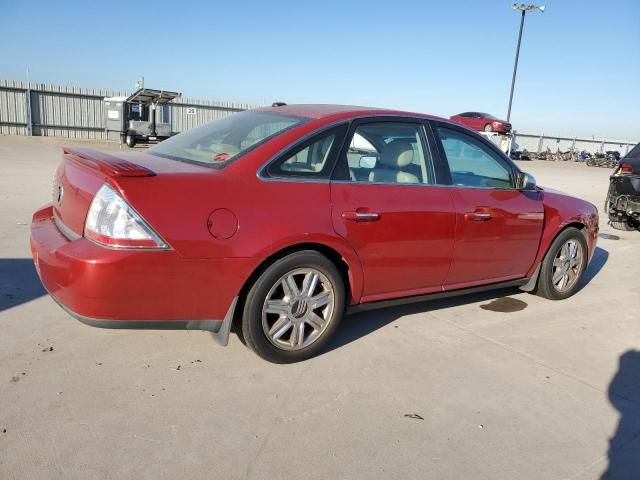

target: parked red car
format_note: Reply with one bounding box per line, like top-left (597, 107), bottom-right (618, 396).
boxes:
top-left (30, 104), bottom-right (598, 363)
top-left (450, 112), bottom-right (512, 133)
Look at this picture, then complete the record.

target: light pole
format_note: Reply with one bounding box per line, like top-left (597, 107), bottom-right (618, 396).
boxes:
top-left (506, 3), bottom-right (545, 123)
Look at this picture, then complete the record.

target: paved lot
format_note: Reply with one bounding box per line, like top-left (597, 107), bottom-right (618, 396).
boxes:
top-left (1, 135), bottom-right (639, 480)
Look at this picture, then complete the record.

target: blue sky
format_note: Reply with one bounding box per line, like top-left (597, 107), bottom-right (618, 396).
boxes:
top-left (1, 0), bottom-right (638, 140)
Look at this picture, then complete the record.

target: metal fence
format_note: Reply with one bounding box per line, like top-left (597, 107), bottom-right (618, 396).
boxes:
top-left (1, 79), bottom-right (637, 154)
top-left (0, 79), bottom-right (258, 140)
top-left (512, 131), bottom-right (637, 156)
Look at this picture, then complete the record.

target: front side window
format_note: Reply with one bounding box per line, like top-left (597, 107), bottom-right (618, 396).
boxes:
top-left (150, 111), bottom-right (306, 167)
top-left (437, 127), bottom-right (514, 189)
top-left (338, 122), bottom-right (433, 184)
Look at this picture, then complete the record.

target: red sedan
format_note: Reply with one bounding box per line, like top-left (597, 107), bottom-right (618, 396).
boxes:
top-left (30, 104), bottom-right (598, 363)
top-left (450, 112), bottom-right (512, 133)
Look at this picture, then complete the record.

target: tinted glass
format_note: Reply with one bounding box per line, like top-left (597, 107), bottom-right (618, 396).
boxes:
top-left (342, 122), bottom-right (433, 184)
top-left (437, 127), bottom-right (514, 189)
top-left (150, 111), bottom-right (305, 167)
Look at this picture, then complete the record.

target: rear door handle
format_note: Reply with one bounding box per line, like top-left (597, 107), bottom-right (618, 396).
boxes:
top-left (342, 211), bottom-right (380, 222)
top-left (464, 211), bottom-right (492, 221)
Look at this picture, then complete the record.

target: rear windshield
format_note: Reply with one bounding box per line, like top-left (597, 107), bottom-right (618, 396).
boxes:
top-left (625, 143), bottom-right (640, 159)
top-left (149, 111), bottom-right (307, 167)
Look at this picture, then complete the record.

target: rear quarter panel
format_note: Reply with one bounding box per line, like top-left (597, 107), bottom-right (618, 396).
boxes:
top-left (116, 153), bottom-right (365, 302)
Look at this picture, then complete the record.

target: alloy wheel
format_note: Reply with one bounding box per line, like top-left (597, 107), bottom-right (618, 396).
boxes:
top-left (261, 268), bottom-right (335, 351)
top-left (551, 240), bottom-right (584, 292)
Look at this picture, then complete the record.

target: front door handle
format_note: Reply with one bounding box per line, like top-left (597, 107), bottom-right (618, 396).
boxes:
top-left (342, 211), bottom-right (380, 222)
top-left (464, 211), bottom-right (492, 221)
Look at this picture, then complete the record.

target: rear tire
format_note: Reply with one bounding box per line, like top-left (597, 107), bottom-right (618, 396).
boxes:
top-left (241, 251), bottom-right (345, 363)
top-left (609, 216), bottom-right (636, 231)
top-left (537, 227), bottom-right (588, 300)
top-left (125, 135), bottom-right (136, 148)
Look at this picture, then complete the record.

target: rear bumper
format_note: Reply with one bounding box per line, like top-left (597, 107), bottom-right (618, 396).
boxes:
top-left (30, 205), bottom-right (254, 337)
top-left (49, 292), bottom-right (238, 346)
top-left (611, 175), bottom-right (640, 197)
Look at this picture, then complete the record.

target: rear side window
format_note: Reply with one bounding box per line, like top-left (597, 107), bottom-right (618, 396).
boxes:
top-left (265, 125), bottom-right (348, 179)
top-left (336, 122), bottom-right (434, 185)
top-left (437, 127), bottom-right (514, 189)
top-left (150, 111), bottom-right (306, 167)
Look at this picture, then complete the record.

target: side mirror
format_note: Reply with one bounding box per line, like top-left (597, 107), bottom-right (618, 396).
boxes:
top-left (518, 172), bottom-right (537, 190)
top-left (359, 155), bottom-right (376, 169)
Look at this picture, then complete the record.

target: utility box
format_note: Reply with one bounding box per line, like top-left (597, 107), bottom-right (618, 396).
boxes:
top-left (104, 88), bottom-right (180, 147)
top-left (479, 131), bottom-right (512, 154)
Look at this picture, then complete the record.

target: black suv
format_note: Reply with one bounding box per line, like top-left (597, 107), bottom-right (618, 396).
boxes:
top-left (607, 143), bottom-right (640, 231)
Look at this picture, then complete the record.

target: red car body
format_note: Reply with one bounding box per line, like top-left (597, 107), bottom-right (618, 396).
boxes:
top-left (30, 104), bottom-right (597, 347)
top-left (450, 112), bottom-right (512, 133)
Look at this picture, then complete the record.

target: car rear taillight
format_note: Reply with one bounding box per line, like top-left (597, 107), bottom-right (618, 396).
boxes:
top-left (619, 163), bottom-right (633, 175)
top-left (84, 184), bottom-right (168, 249)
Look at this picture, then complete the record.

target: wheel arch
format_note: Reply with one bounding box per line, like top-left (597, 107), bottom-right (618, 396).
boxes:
top-left (522, 221), bottom-right (589, 293)
top-left (234, 241), bottom-right (363, 324)
top-left (527, 219), bottom-right (588, 277)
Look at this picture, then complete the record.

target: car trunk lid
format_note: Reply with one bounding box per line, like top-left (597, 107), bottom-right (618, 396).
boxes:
top-left (52, 147), bottom-right (211, 238)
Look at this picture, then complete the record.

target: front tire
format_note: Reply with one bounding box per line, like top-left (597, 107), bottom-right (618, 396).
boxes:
top-left (483, 124), bottom-right (493, 132)
top-left (536, 227), bottom-right (588, 300)
top-left (125, 135), bottom-right (136, 148)
top-left (241, 251), bottom-right (345, 363)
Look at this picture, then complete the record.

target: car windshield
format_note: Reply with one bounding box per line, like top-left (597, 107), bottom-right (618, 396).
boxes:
top-left (479, 113), bottom-right (498, 120)
top-left (149, 111), bottom-right (307, 167)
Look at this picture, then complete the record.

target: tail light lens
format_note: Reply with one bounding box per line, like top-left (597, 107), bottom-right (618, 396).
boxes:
top-left (619, 163), bottom-right (633, 175)
top-left (84, 184), bottom-right (168, 249)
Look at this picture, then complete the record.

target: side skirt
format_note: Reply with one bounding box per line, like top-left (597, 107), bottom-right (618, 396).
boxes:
top-left (346, 278), bottom-right (529, 315)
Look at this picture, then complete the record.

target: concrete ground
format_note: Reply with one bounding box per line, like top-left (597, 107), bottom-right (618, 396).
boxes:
top-left (1, 135), bottom-right (639, 480)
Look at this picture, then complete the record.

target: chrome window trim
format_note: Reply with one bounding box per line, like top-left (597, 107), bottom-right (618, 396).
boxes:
top-left (329, 179), bottom-right (519, 191)
top-left (258, 177), bottom-right (332, 184)
top-left (53, 210), bottom-right (82, 241)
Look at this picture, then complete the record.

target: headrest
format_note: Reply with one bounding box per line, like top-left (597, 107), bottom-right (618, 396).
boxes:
top-left (380, 141), bottom-right (414, 167)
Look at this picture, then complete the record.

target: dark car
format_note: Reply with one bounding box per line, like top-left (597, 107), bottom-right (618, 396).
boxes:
top-left (606, 143), bottom-right (640, 231)
top-left (450, 112), bottom-right (512, 133)
top-left (31, 104), bottom-right (598, 363)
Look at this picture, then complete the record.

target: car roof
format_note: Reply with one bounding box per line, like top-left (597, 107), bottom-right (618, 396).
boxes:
top-left (256, 103), bottom-right (444, 122)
